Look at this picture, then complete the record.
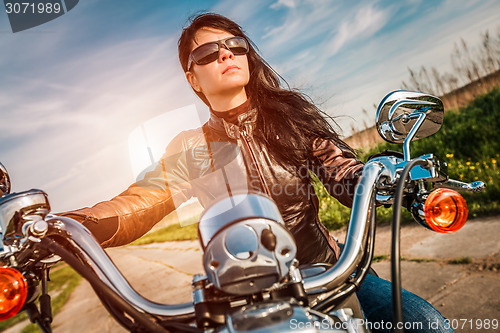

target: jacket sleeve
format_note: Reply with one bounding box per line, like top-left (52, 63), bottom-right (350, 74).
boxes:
top-left (59, 132), bottom-right (193, 248)
top-left (312, 138), bottom-right (364, 208)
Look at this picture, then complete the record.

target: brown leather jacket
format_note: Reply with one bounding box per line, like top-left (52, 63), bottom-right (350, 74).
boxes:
top-left (62, 108), bottom-right (363, 265)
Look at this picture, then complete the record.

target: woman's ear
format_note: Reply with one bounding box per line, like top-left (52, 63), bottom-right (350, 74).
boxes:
top-left (185, 71), bottom-right (202, 92)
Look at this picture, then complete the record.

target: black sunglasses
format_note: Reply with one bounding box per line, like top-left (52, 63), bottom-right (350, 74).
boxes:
top-left (187, 36), bottom-right (249, 70)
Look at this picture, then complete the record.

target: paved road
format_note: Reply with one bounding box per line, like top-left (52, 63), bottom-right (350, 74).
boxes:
top-left (362, 217), bottom-right (500, 333)
top-left (7, 217), bottom-right (499, 332)
top-left (338, 216), bottom-right (500, 333)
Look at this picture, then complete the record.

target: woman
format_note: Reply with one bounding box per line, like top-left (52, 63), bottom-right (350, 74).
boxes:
top-left (63, 13), bottom-right (452, 333)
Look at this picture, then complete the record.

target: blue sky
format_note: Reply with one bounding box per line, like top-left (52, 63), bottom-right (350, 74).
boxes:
top-left (1, 0), bottom-right (499, 212)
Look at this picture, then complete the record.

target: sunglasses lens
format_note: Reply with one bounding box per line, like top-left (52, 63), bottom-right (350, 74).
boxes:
top-left (226, 37), bottom-right (249, 55)
top-left (192, 43), bottom-right (220, 65)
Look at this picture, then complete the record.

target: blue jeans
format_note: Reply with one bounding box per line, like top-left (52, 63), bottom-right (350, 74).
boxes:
top-left (356, 274), bottom-right (454, 333)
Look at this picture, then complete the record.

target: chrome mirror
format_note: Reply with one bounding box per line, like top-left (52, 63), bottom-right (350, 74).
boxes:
top-left (0, 163), bottom-right (11, 197)
top-left (376, 91), bottom-right (444, 160)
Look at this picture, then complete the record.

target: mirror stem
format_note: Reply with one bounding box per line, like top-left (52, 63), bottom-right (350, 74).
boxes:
top-left (403, 113), bottom-right (427, 161)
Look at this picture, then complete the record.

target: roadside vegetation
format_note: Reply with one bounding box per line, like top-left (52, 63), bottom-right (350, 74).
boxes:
top-left (130, 218), bottom-right (199, 245)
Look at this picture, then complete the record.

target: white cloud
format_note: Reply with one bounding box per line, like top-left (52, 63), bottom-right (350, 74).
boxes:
top-left (329, 4), bottom-right (388, 55)
top-left (262, 0), bottom-right (340, 45)
top-left (254, 1), bottom-right (392, 93)
top-left (270, 0), bottom-right (298, 10)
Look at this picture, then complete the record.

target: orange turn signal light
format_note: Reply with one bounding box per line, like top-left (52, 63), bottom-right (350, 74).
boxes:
top-left (424, 188), bottom-right (468, 233)
top-left (0, 267), bottom-right (28, 321)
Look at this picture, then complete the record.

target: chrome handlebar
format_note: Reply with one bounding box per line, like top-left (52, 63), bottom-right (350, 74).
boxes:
top-left (303, 159), bottom-right (389, 293)
top-left (44, 216), bottom-right (195, 318)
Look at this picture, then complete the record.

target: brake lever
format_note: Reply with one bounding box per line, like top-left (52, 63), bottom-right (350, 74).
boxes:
top-left (434, 179), bottom-right (486, 192)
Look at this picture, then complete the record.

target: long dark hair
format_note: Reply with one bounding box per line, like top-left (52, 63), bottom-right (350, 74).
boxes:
top-left (178, 13), bottom-right (355, 173)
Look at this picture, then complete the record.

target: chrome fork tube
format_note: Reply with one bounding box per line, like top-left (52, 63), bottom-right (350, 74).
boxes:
top-left (303, 161), bottom-right (385, 293)
top-left (45, 216), bottom-right (195, 317)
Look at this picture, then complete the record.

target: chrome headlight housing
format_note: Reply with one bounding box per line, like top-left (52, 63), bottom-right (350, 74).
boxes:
top-left (198, 193), bottom-right (296, 295)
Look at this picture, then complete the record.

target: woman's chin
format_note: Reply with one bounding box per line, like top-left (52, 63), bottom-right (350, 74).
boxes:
top-left (219, 80), bottom-right (248, 93)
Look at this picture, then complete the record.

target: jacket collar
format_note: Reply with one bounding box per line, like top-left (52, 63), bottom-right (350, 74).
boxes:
top-left (207, 107), bottom-right (258, 139)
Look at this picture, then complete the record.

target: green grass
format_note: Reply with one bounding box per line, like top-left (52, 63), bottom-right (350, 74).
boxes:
top-left (372, 255), bottom-right (436, 263)
top-left (372, 255), bottom-right (389, 262)
top-left (0, 264), bottom-right (82, 333)
top-left (130, 219), bottom-right (199, 245)
top-left (20, 324), bottom-right (40, 333)
top-left (448, 256), bottom-right (473, 265)
top-left (314, 175), bottom-right (415, 230)
top-left (406, 257), bottom-right (436, 263)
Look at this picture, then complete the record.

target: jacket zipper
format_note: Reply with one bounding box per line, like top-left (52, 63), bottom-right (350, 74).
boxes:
top-left (240, 127), bottom-right (272, 197)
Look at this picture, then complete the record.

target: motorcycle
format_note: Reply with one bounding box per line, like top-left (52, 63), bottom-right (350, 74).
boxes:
top-left (0, 91), bottom-right (485, 332)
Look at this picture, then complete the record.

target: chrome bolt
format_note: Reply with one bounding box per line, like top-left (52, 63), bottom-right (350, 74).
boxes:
top-left (31, 219), bottom-right (48, 237)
